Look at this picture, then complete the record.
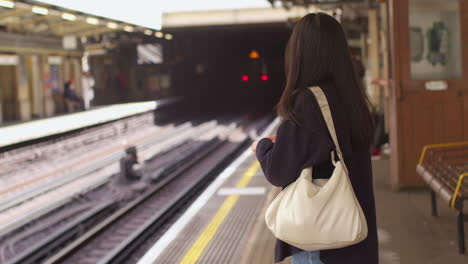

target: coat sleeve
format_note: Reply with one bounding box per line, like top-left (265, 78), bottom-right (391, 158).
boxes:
top-left (255, 91), bottom-right (335, 188)
top-left (255, 121), bottom-right (334, 187)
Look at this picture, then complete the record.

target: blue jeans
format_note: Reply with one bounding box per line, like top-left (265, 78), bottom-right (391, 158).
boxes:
top-left (291, 251), bottom-right (324, 264)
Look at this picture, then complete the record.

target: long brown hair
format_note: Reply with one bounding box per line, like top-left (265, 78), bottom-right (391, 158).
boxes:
top-left (277, 13), bottom-right (373, 147)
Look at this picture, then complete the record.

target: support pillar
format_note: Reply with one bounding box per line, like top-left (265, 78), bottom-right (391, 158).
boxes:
top-left (26, 55), bottom-right (44, 118)
top-left (368, 8), bottom-right (381, 111)
top-left (41, 55), bottom-right (55, 116)
top-left (16, 55), bottom-right (31, 121)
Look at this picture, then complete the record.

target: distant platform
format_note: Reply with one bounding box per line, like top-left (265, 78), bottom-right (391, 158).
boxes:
top-left (0, 98), bottom-right (177, 148)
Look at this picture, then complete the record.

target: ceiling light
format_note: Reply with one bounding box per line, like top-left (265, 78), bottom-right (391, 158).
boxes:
top-left (123, 26), bottom-right (134, 32)
top-left (0, 0), bottom-right (14, 8)
top-left (144, 29), bottom-right (152, 36)
top-left (86, 17), bottom-right (99, 25)
top-left (107, 22), bottom-right (118, 29)
top-left (32, 6), bottom-right (49, 15)
top-left (154, 31), bottom-right (164, 38)
top-left (165, 34), bottom-right (173, 40)
top-left (62, 13), bottom-right (76, 21)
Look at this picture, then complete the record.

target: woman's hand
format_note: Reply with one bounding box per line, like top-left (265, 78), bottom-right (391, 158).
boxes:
top-left (251, 140), bottom-right (259, 153)
top-left (251, 135), bottom-right (276, 153)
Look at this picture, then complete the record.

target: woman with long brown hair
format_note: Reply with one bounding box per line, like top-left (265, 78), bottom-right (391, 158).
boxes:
top-left (251, 13), bottom-right (378, 264)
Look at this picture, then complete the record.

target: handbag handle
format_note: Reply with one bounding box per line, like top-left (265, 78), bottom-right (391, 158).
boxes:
top-left (308, 86), bottom-right (348, 173)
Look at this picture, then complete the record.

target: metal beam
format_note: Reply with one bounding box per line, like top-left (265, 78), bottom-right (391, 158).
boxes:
top-left (49, 20), bottom-right (82, 31)
top-left (0, 45), bottom-right (82, 56)
top-left (28, 22), bottom-right (50, 33)
top-left (14, 14), bottom-right (59, 26)
top-left (75, 26), bottom-right (119, 37)
top-left (0, 8), bottom-right (31, 22)
top-left (0, 31), bottom-right (62, 49)
top-left (55, 23), bottom-right (102, 36)
top-left (162, 7), bottom-right (326, 28)
top-left (49, 20), bottom-right (91, 34)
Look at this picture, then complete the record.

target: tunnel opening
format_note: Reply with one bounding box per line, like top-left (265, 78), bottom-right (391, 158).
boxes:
top-left (167, 24), bottom-right (291, 116)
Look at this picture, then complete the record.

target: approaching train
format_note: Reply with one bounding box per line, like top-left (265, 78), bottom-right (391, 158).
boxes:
top-left (237, 49), bottom-right (284, 113)
top-left (240, 50), bottom-right (270, 84)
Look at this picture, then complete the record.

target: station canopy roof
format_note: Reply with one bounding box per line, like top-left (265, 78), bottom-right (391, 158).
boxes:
top-left (0, 0), bottom-right (367, 42)
top-left (36, 0), bottom-right (271, 30)
top-left (0, 0), bottom-right (170, 39)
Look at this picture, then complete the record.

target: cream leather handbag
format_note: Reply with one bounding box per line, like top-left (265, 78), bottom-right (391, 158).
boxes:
top-left (264, 86), bottom-right (368, 251)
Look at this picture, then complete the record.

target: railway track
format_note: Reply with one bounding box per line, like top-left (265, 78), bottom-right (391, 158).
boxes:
top-left (44, 138), bottom-right (230, 264)
top-left (12, 116), bottom-right (271, 264)
top-left (0, 119), bottom-right (219, 238)
top-left (0, 111), bottom-right (161, 205)
top-left (0, 136), bottom-right (209, 262)
top-left (0, 112), bottom-right (155, 176)
top-left (0, 113), bottom-right (273, 264)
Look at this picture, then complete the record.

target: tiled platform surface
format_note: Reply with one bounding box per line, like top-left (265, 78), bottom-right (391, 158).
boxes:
top-left (143, 153), bottom-right (278, 264)
top-left (141, 152), bottom-right (468, 264)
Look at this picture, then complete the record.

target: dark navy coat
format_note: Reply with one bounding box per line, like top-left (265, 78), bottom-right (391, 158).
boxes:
top-left (256, 80), bottom-right (378, 264)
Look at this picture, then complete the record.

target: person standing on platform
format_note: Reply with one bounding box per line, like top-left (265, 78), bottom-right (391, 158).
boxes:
top-left (251, 13), bottom-right (378, 264)
top-left (81, 71), bottom-right (95, 110)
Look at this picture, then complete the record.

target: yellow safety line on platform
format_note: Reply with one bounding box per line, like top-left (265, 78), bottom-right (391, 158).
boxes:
top-left (418, 141), bottom-right (468, 165)
top-left (236, 162), bottom-right (260, 188)
top-left (451, 172), bottom-right (468, 208)
top-left (179, 161), bottom-right (260, 264)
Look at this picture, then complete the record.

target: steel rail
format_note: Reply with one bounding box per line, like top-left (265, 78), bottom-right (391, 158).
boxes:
top-left (7, 201), bottom-right (118, 264)
top-left (44, 137), bottom-right (225, 264)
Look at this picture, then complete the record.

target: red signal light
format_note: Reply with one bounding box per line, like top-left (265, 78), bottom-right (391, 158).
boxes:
top-left (242, 75), bottom-right (249, 82)
top-left (261, 74), bottom-right (268, 81)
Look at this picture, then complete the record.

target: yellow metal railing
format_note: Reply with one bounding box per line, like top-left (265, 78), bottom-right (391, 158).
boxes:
top-left (419, 141), bottom-right (468, 208)
top-left (451, 173), bottom-right (468, 208)
top-left (418, 141), bottom-right (468, 165)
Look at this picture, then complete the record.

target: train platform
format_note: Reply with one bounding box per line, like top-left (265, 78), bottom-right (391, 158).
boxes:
top-left (137, 148), bottom-right (468, 264)
top-left (0, 98), bottom-right (178, 148)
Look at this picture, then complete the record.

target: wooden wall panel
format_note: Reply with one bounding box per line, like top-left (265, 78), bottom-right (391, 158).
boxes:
top-left (460, 0), bottom-right (468, 81)
top-left (442, 98), bottom-right (464, 141)
top-left (399, 93), bottom-right (463, 186)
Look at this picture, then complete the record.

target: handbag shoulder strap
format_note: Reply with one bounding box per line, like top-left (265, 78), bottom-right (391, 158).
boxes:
top-left (308, 86), bottom-right (344, 161)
